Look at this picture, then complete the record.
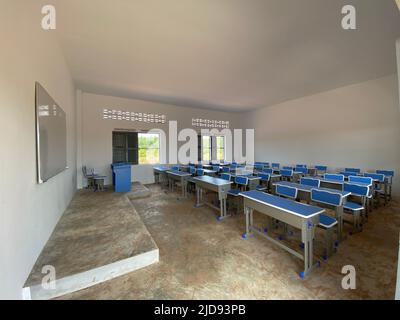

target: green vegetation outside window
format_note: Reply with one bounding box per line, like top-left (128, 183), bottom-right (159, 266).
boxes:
top-left (216, 136), bottom-right (225, 161)
top-left (138, 133), bottom-right (160, 164)
top-left (202, 136), bottom-right (212, 162)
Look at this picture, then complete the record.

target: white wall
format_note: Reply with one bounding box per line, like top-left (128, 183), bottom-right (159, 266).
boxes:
top-left (397, 38), bottom-right (400, 112)
top-left (0, 1), bottom-right (76, 299)
top-left (395, 39), bottom-right (400, 300)
top-left (78, 93), bottom-right (243, 186)
top-left (244, 75), bottom-right (400, 198)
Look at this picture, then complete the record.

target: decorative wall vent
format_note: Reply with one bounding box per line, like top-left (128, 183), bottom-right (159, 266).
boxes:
top-left (103, 109), bottom-right (166, 124)
top-left (192, 118), bottom-right (229, 129)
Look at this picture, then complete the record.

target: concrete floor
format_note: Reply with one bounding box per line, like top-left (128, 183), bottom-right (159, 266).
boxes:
top-left (56, 184), bottom-right (400, 300)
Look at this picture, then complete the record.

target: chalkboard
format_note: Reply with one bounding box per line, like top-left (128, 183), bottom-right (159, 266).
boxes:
top-left (35, 82), bottom-right (67, 183)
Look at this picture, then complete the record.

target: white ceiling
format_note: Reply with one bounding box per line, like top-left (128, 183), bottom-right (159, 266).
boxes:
top-left (53, 0), bottom-right (400, 112)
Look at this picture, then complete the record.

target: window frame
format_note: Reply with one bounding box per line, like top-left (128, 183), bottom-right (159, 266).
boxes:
top-left (215, 135), bottom-right (225, 161)
top-left (138, 132), bottom-right (161, 165)
top-left (112, 131), bottom-right (138, 165)
top-left (201, 135), bottom-right (212, 162)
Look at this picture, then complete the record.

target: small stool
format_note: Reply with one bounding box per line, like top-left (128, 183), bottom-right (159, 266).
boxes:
top-left (94, 176), bottom-right (106, 191)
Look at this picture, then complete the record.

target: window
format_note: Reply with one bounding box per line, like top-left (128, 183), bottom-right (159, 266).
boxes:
top-left (112, 132), bottom-right (138, 164)
top-left (202, 136), bottom-right (212, 162)
top-left (198, 135), bottom-right (225, 162)
top-left (112, 131), bottom-right (160, 165)
top-left (216, 136), bottom-right (225, 161)
top-left (138, 133), bottom-right (160, 164)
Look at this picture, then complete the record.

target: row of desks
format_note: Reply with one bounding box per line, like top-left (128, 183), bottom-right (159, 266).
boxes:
top-left (153, 166), bottom-right (377, 277)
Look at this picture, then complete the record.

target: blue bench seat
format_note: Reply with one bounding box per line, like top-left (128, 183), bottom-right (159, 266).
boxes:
top-left (256, 185), bottom-right (267, 191)
top-left (318, 214), bottom-right (337, 228)
top-left (228, 189), bottom-right (241, 196)
top-left (344, 201), bottom-right (364, 211)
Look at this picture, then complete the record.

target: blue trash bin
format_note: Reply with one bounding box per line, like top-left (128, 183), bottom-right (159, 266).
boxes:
top-left (111, 163), bottom-right (132, 192)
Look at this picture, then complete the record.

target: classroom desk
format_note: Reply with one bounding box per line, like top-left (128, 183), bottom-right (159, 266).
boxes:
top-left (166, 170), bottom-right (192, 198)
top-left (273, 181), bottom-right (351, 241)
top-left (153, 166), bottom-right (170, 185)
top-left (193, 175), bottom-right (233, 220)
top-left (240, 190), bottom-right (324, 278)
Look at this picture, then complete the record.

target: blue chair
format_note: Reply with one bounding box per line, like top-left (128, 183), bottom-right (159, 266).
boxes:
top-left (272, 163), bottom-right (280, 170)
top-left (348, 176), bottom-right (372, 186)
top-left (311, 189), bottom-right (343, 207)
top-left (315, 165), bottom-right (327, 177)
top-left (222, 166), bottom-right (230, 173)
top-left (228, 176), bottom-right (248, 197)
top-left (256, 173), bottom-right (270, 191)
top-left (171, 166), bottom-right (180, 171)
top-left (324, 173), bottom-right (344, 182)
top-left (295, 167), bottom-right (308, 176)
top-left (189, 166), bottom-right (196, 174)
top-left (364, 172), bottom-right (386, 206)
top-left (276, 184), bottom-right (297, 199)
top-left (262, 168), bottom-right (273, 174)
top-left (228, 176), bottom-right (248, 193)
top-left (254, 164), bottom-right (263, 171)
top-left (228, 176), bottom-right (249, 214)
top-left (280, 169), bottom-right (294, 182)
top-left (349, 175), bottom-right (373, 213)
top-left (343, 183), bottom-right (369, 232)
top-left (221, 173), bottom-right (232, 181)
top-left (296, 164), bottom-right (307, 168)
top-left (196, 169), bottom-right (204, 176)
top-left (340, 171), bottom-right (356, 177)
top-left (283, 166), bottom-right (294, 170)
top-left (345, 168), bottom-right (361, 174)
top-left (212, 165), bottom-right (220, 173)
top-left (376, 170), bottom-right (394, 177)
top-left (271, 183), bottom-right (298, 240)
top-left (311, 189), bottom-right (341, 260)
top-left (300, 177), bottom-right (320, 188)
top-left (376, 170), bottom-right (394, 201)
top-left (197, 164), bottom-right (203, 169)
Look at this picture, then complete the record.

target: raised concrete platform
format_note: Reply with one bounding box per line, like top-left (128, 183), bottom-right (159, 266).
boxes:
top-left (127, 182), bottom-right (151, 200)
top-left (23, 183), bottom-right (158, 300)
